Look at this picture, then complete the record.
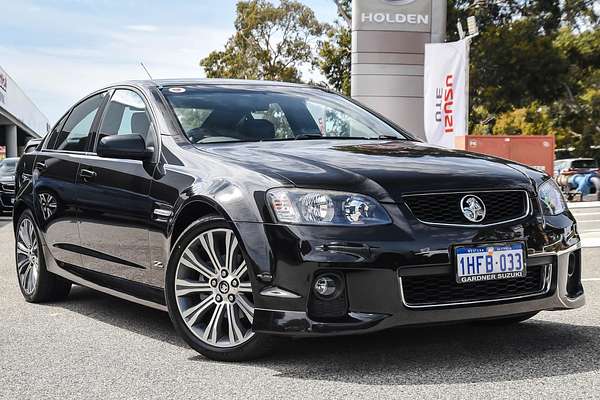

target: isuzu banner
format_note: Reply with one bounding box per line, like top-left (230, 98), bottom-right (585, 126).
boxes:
top-left (424, 39), bottom-right (470, 148)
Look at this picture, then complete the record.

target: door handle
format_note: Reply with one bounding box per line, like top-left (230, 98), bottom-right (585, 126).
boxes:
top-left (35, 162), bottom-right (47, 171)
top-left (79, 169), bottom-right (97, 181)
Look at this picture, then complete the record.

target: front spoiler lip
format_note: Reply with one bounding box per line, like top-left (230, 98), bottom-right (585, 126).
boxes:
top-left (252, 243), bottom-right (585, 337)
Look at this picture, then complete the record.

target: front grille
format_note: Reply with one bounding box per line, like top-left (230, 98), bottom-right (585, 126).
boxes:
top-left (401, 264), bottom-right (549, 308)
top-left (0, 183), bottom-right (15, 193)
top-left (403, 190), bottom-right (529, 226)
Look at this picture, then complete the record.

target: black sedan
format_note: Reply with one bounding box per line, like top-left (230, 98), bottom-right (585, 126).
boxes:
top-left (13, 79), bottom-right (584, 361)
top-left (0, 157), bottom-right (17, 213)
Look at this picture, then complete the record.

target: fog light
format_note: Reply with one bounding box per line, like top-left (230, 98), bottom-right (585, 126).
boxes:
top-left (314, 276), bottom-right (337, 297)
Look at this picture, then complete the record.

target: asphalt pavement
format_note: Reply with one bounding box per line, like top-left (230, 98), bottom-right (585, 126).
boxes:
top-left (0, 207), bottom-right (599, 399)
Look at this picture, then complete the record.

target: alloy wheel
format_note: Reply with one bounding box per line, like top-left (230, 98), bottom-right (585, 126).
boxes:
top-left (16, 218), bottom-right (40, 295)
top-left (174, 228), bottom-right (255, 348)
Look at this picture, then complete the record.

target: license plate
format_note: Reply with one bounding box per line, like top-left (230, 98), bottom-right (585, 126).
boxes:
top-left (455, 243), bottom-right (526, 284)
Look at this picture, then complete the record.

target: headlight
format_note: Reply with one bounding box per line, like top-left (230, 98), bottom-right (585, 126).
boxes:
top-left (267, 188), bottom-right (391, 226)
top-left (538, 179), bottom-right (566, 216)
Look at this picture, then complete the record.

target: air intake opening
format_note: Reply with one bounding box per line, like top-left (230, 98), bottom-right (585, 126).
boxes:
top-left (566, 250), bottom-right (583, 299)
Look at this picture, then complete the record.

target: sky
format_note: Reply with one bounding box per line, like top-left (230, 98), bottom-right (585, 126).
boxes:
top-left (1, 0), bottom-right (338, 124)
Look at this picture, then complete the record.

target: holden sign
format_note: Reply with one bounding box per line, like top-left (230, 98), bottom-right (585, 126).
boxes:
top-left (351, 0), bottom-right (447, 139)
top-left (355, 0), bottom-right (433, 32)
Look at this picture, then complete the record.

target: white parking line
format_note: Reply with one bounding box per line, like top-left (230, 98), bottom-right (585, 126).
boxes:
top-left (568, 201), bottom-right (600, 209)
top-left (572, 212), bottom-right (600, 217)
top-left (582, 278), bottom-right (600, 282)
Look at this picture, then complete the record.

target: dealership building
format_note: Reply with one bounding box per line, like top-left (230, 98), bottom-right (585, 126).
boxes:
top-left (0, 66), bottom-right (48, 158)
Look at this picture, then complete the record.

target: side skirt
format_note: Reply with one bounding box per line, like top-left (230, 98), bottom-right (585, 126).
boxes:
top-left (60, 263), bottom-right (166, 306)
top-left (44, 246), bottom-right (167, 312)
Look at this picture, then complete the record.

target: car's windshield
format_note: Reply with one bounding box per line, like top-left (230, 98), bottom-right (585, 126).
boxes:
top-left (571, 159), bottom-right (598, 169)
top-left (0, 158), bottom-right (17, 177)
top-left (161, 85), bottom-right (410, 144)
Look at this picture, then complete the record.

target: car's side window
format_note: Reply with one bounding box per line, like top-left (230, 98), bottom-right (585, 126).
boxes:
top-left (98, 89), bottom-right (151, 142)
top-left (49, 93), bottom-right (106, 152)
top-left (44, 113), bottom-right (69, 150)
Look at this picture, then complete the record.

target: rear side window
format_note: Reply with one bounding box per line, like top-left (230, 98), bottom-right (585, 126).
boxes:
top-left (44, 114), bottom-right (68, 150)
top-left (98, 90), bottom-right (151, 141)
top-left (49, 93), bottom-right (106, 152)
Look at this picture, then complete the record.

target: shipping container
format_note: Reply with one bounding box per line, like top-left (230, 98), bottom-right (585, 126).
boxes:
top-left (455, 135), bottom-right (555, 174)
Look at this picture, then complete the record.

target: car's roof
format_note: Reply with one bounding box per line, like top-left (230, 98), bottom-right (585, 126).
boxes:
top-left (112, 78), bottom-right (316, 90)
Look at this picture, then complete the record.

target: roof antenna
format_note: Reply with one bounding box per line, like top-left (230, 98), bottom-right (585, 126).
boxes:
top-left (140, 62), bottom-right (155, 81)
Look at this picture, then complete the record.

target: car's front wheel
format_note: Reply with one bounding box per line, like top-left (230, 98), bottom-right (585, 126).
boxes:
top-left (165, 217), bottom-right (276, 361)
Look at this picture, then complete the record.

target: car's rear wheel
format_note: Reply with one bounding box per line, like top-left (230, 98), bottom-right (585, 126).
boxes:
top-left (15, 209), bottom-right (71, 302)
top-left (165, 217), bottom-right (276, 361)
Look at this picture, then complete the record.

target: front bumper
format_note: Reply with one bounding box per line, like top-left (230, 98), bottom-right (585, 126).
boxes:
top-left (235, 203), bottom-right (585, 337)
top-left (252, 243), bottom-right (584, 336)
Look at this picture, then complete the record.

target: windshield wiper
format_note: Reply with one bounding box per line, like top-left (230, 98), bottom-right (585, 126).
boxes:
top-left (378, 134), bottom-right (405, 140)
top-left (294, 133), bottom-right (325, 140)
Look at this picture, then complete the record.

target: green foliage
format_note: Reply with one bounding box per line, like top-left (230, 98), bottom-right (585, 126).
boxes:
top-left (471, 19), bottom-right (569, 113)
top-left (318, 23), bottom-right (351, 95)
top-left (491, 103), bottom-right (562, 136)
top-left (200, 0), bottom-right (326, 82)
top-left (316, 0), bottom-right (353, 95)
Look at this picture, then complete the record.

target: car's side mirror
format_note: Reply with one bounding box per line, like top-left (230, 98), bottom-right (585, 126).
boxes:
top-left (97, 134), bottom-right (153, 161)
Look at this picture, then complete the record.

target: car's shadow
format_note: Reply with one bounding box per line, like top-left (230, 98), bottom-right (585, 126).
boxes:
top-left (48, 286), bottom-right (600, 385)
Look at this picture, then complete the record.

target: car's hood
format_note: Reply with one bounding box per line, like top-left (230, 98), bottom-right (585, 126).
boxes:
top-left (197, 140), bottom-right (533, 202)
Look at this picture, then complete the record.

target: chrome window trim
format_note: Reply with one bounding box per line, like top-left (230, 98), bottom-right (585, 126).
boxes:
top-left (403, 189), bottom-right (532, 228)
top-left (41, 149), bottom-right (96, 156)
top-left (399, 264), bottom-right (553, 309)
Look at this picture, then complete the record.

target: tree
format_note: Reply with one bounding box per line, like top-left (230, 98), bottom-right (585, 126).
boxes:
top-left (317, 0), bottom-right (352, 95)
top-left (447, 0), bottom-right (599, 154)
top-left (318, 23), bottom-right (351, 95)
top-left (470, 19), bottom-right (570, 114)
top-left (200, 0), bottom-right (326, 82)
top-left (333, 0), bottom-right (352, 26)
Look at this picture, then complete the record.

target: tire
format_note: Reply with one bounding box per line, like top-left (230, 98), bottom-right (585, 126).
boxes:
top-left (165, 216), bottom-right (277, 361)
top-left (15, 209), bottom-right (71, 303)
top-left (474, 312), bottom-right (538, 326)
